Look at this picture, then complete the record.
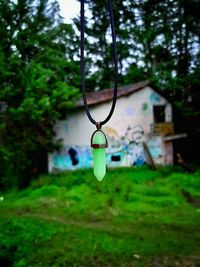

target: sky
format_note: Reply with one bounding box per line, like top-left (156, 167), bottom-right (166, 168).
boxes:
top-left (58, 0), bottom-right (80, 23)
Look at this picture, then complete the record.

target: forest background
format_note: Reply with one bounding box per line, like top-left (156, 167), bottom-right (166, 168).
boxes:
top-left (0, 0), bottom-right (199, 188)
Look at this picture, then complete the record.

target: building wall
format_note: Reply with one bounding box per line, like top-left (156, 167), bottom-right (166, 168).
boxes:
top-left (49, 86), bottom-right (173, 171)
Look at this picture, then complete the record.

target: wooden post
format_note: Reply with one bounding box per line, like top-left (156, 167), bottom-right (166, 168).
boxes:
top-left (143, 142), bottom-right (157, 170)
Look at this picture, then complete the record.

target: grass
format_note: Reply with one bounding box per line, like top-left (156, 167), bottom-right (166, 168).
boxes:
top-left (0, 166), bottom-right (200, 266)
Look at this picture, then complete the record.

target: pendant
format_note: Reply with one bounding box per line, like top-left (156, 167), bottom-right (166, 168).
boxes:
top-left (91, 123), bottom-right (108, 182)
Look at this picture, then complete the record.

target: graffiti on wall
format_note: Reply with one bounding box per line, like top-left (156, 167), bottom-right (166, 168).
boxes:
top-left (141, 102), bottom-right (150, 116)
top-left (51, 145), bottom-right (92, 170)
top-left (50, 124), bottom-right (147, 171)
top-left (123, 106), bottom-right (135, 116)
top-left (104, 126), bottom-right (125, 166)
top-left (150, 92), bottom-right (161, 104)
top-left (124, 125), bottom-right (145, 166)
top-left (104, 124), bottom-right (145, 167)
top-left (68, 147), bottom-right (79, 166)
top-left (146, 136), bottom-right (164, 165)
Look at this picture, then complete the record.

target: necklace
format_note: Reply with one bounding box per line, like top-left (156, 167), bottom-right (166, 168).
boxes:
top-left (80, 0), bottom-right (118, 181)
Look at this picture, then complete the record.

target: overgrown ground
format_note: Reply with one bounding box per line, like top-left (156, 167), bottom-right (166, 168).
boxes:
top-left (0, 166), bottom-right (200, 267)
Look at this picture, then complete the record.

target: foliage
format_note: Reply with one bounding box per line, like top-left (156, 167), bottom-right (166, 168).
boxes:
top-left (1, 0), bottom-right (200, 186)
top-left (0, 167), bottom-right (200, 266)
top-left (77, 0), bottom-right (200, 139)
top-left (81, 0), bottom-right (200, 86)
top-left (0, 0), bottom-right (80, 188)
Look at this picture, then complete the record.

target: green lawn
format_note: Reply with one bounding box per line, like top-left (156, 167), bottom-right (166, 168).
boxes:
top-left (0, 166), bottom-right (200, 267)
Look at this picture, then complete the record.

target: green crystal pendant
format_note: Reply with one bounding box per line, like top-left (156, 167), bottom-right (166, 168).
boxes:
top-left (91, 128), bottom-right (108, 182)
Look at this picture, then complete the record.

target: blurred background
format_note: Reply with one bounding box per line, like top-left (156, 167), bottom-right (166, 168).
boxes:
top-left (0, 0), bottom-right (200, 266)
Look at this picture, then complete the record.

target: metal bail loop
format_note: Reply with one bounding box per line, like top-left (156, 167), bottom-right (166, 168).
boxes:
top-left (91, 129), bottom-right (108, 149)
top-left (96, 122), bottom-right (102, 130)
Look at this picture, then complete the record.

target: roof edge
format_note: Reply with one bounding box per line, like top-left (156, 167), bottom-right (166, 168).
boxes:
top-left (76, 80), bottom-right (150, 107)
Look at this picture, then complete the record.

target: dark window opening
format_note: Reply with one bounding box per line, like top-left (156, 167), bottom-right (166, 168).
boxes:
top-left (111, 155), bottom-right (121, 162)
top-left (153, 106), bottom-right (165, 123)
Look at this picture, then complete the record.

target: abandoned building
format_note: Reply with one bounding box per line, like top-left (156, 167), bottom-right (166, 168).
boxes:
top-left (48, 80), bottom-right (186, 172)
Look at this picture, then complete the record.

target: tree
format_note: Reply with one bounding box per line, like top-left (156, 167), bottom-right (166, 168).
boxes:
top-left (0, 0), bottom-right (80, 188)
top-left (80, 0), bottom-right (200, 159)
top-left (75, 0), bottom-right (142, 91)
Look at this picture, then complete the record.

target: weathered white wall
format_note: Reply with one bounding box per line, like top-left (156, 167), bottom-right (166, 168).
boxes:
top-left (49, 86), bottom-right (173, 171)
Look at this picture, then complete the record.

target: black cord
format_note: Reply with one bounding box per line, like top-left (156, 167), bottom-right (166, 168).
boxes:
top-left (80, 0), bottom-right (118, 128)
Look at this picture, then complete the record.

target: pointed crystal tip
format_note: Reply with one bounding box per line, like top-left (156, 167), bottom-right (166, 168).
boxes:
top-left (94, 173), bottom-right (105, 182)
